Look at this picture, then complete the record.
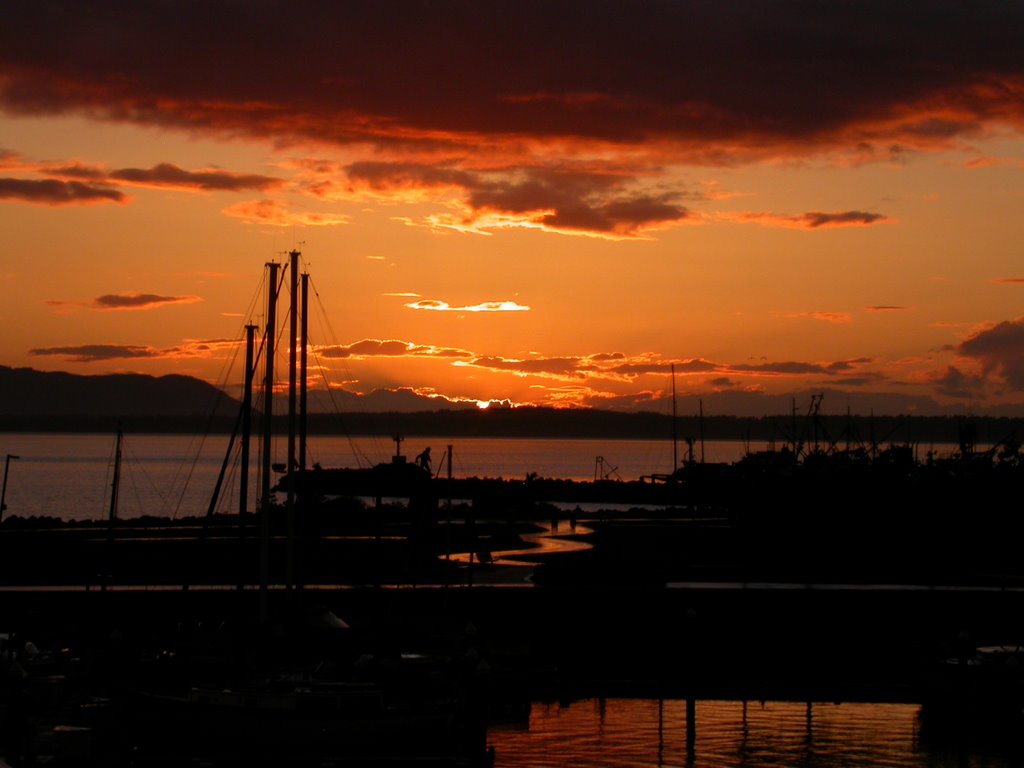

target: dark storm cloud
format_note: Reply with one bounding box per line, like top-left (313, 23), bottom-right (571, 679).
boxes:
top-left (957, 318), bottom-right (1024, 390)
top-left (1, 1), bottom-right (1021, 159)
top-left (0, 177), bottom-right (125, 205)
top-left (933, 365), bottom-right (987, 399)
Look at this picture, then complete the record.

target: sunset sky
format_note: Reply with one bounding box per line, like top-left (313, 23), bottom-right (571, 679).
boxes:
top-left (2, 1), bottom-right (1023, 416)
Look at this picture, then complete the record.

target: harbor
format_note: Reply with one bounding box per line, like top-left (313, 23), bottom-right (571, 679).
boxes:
top-left (2, 257), bottom-right (1023, 765)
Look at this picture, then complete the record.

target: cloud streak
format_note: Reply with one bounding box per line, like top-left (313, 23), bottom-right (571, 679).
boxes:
top-left (29, 344), bottom-right (161, 362)
top-left (52, 162), bottom-right (283, 192)
top-left (222, 199), bottom-right (349, 227)
top-left (46, 292), bottom-right (202, 312)
top-left (458, 351), bottom-right (872, 383)
top-left (28, 337), bottom-right (242, 363)
top-left (0, 177), bottom-right (125, 205)
top-left (785, 311), bottom-right (853, 324)
top-left (92, 293), bottom-right (202, 311)
top-left (317, 339), bottom-right (473, 359)
top-left (725, 210), bottom-right (891, 230)
top-left (3, 152), bottom-right (284, 213)
top-left (405, 299), bottom-right (530, 312)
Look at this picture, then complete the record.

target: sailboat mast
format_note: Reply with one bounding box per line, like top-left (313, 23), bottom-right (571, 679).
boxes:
top-left (108, 426), bottom-right (123, 522)
top-left (260, 261), bottom-right (279, 623)
top-left (295, 271), bottom-right (310, 593)
top-left (671, 363), bottom-right (678, 472)
top-left (0, 454), bottom-right (18, 527)
top-left (299, 271), bottom-right (309, 474)
top-left (285, 250), bottom-right (299, 594)
top-left (240, 323), bottom-right (256, 516)
top-left (699, 399), bottom-right (705, 464)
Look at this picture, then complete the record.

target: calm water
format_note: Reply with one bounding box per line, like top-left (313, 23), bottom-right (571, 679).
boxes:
top-left (0, 432), bottom-right (965, 521)
top-left (0, 432), bottom-right (759, 521)
top-left (490, 699), bottom-right (1021, 768)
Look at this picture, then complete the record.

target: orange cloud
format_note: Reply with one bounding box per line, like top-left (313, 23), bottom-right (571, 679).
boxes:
top-left (5, 2), bottom-right (1016, 250)
top-left (222, 199), bottom-right (349, 227)
top-left (724, 211), bottom-right (891, 230)
top-left (963, 155), bottom-right (1024, 170)
top-left (468, 356), bottom-right (585, 378)
top-left (317, 339), bottom-right (472, 359)
top-left (405, 299), bottom-right (530, 312)
top-left (785, 311), bottom-right (853, 324)
top-left (456, 351), bottom-right (856, 384)
top-left (339, 161), bottom-right (690, 239)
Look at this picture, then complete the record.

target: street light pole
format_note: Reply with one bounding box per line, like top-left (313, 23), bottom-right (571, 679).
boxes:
top-left (0, 454), bottom-right (21, 526)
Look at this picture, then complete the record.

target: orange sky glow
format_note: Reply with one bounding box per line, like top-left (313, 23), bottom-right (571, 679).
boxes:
top-left (2, 1), bottom-right (1023, 416)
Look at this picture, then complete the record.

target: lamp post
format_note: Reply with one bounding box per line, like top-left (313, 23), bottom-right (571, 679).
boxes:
top-left (0, 454), bottom-right (20, 526)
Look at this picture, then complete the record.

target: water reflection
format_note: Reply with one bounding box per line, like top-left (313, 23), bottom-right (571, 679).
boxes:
top-left (489, 699), bottom-right (1022, 768)
top-left (448, 521), bottom-right (593, 566)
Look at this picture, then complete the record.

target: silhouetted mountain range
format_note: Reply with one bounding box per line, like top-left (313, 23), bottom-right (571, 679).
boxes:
top-left (0, 366), bottom-right (237, 420)
top-left (1, 366), bottom-right (1023, 445)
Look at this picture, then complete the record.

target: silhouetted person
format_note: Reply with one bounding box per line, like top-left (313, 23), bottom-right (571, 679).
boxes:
top-left (416, 446), bottom-right (432, 473)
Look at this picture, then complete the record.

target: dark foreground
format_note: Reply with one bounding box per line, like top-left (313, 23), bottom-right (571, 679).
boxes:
top-left (4, 576), bottom-right (1024, 764)
top-left (3, 501), bottom-right (1024, 765)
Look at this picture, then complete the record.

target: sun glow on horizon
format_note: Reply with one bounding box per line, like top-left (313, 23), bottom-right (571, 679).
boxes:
top-left (2, 3), bottom-right (1024, 415)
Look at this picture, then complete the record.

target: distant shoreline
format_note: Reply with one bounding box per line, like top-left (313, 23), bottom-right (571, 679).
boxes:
top-left (1, 410), bottom-right (1021, 446)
